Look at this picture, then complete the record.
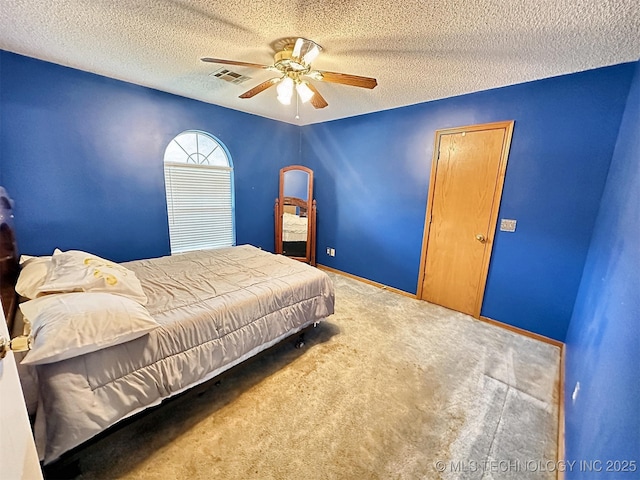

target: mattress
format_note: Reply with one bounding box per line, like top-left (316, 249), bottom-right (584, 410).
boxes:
top-left (31, 245), bottom-right (334, 464)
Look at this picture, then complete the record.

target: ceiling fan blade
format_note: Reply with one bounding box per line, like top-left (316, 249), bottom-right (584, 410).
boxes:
top-left (239, 78), bottom-right (281, 99)
top-left (315, 70), bottom-right (377, 89)
top-left (306, 83), bottom-right (328, 109)
top-left (201, 57), bottom-right (271, 70)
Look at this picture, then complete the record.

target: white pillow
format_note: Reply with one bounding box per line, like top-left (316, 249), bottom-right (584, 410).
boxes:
top-left (15, 255), bottom-right (53, 300)
top-left (38, 250), bottom-right (147, 305)
top-left (19, 292), bottom-right (159, 365)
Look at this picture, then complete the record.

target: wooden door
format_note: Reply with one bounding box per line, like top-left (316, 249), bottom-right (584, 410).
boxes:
top-left (418, 121), bottom-right (514, 317)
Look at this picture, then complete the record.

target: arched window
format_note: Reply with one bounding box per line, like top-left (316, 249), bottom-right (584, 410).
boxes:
top-left (163, 130), bottom-right (235, 253)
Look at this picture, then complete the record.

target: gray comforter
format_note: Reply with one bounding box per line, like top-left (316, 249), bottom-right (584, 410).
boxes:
top-left (33, 245), bottom-right (335, 464)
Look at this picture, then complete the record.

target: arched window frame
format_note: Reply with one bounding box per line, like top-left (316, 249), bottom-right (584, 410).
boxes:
top-left (163, 130), bottom-right (236, 254)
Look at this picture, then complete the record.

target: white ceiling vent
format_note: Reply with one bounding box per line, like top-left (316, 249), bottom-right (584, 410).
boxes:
top-left (209, 68), bottom-right (252, 85)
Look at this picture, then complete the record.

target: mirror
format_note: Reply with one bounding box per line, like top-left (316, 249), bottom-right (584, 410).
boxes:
top-left (275, 165), bottom-right (316, 265)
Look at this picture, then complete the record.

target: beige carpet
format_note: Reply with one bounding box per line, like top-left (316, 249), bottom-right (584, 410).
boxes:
top-left (45, 272), bottom-right (560, 480)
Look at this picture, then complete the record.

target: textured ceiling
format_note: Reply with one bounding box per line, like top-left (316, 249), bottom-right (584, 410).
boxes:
top-left (1, 1), bottom-right (639, 126)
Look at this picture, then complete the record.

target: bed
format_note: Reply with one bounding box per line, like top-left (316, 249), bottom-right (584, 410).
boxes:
top-left (1, 215), bottom-right (334, 465)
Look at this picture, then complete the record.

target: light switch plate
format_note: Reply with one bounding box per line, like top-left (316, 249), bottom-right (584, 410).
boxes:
top-left (500, 219), bottom-right (517, 232)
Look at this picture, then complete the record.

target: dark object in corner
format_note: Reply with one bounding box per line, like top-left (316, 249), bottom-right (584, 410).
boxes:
top-left (0, 187), bottom-right (19, 330)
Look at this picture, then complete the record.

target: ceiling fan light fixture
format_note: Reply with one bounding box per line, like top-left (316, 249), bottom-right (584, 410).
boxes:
top-left (276, 76), bottom-right (294, 105)
top-left (277, 95), bottom-right (292, 105)
top-left (296, 81), bottom-right (315, 103)
top-left (303, 45), bottom-right (321, 64)
top-left (305, 70), bottom-right (323, 81)
top-left (202, 37), bottom-right (375, 111)
top-left (292, 37), bottom-right (322, 66)
top-left (292, 38), bottom-right (304, 58)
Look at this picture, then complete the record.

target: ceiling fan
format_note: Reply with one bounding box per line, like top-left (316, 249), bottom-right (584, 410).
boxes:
top-left (202, 37), bottom-right (377, 109)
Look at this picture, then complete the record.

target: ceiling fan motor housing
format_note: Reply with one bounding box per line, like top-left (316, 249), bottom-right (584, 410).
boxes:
top-left (274, 47), bottom-right (309, 74)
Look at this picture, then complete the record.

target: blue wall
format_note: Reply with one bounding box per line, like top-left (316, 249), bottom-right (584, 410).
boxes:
top-left (564, 60), bottom-right (640, 477)
top-left (1, 47), bottom-right (639, 475)
top-left (1, 50), bottom-right (636, 342)
top-left (302, 63), bottom-right (636, 341)
top-left (0, 51), bottom-right (298, 262)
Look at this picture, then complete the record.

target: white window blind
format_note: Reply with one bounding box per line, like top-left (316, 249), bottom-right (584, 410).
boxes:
top-left (163, 131), bottom-right (235, 254)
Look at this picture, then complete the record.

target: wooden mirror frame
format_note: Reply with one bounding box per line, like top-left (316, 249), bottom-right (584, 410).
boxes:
top-left (275, 165), bottom-right (316, 266)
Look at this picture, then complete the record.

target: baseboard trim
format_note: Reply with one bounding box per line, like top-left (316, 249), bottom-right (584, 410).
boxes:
top-left (478, 316), bottom-right (564, 348)
top-left (318, 265), bottom-right (565, 350)
top-left (316, 264), bottom-right (417, 299)
top-left (557, 343), bottom-right (566, 480)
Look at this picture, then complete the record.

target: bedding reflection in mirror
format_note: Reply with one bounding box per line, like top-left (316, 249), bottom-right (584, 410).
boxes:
top-left (275, 165), bottom-right (316, 265)
top-left (282, 198), bottom-right (308, 258)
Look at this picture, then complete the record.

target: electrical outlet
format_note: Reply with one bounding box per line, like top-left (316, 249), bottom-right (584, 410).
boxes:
top-left (326, 247), bottom-right (331, 255)
top-left (500, 219), bottom-right (517, 232)
top-left (330, 248), bottom-right (335, 257)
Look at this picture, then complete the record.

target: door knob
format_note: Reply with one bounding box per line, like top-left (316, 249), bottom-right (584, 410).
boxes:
top-left (475, 234), bottom-right (487, 243)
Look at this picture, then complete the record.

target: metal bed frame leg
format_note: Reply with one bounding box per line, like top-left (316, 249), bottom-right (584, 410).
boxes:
top-left (295, 322), bottom-right (320, 349)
